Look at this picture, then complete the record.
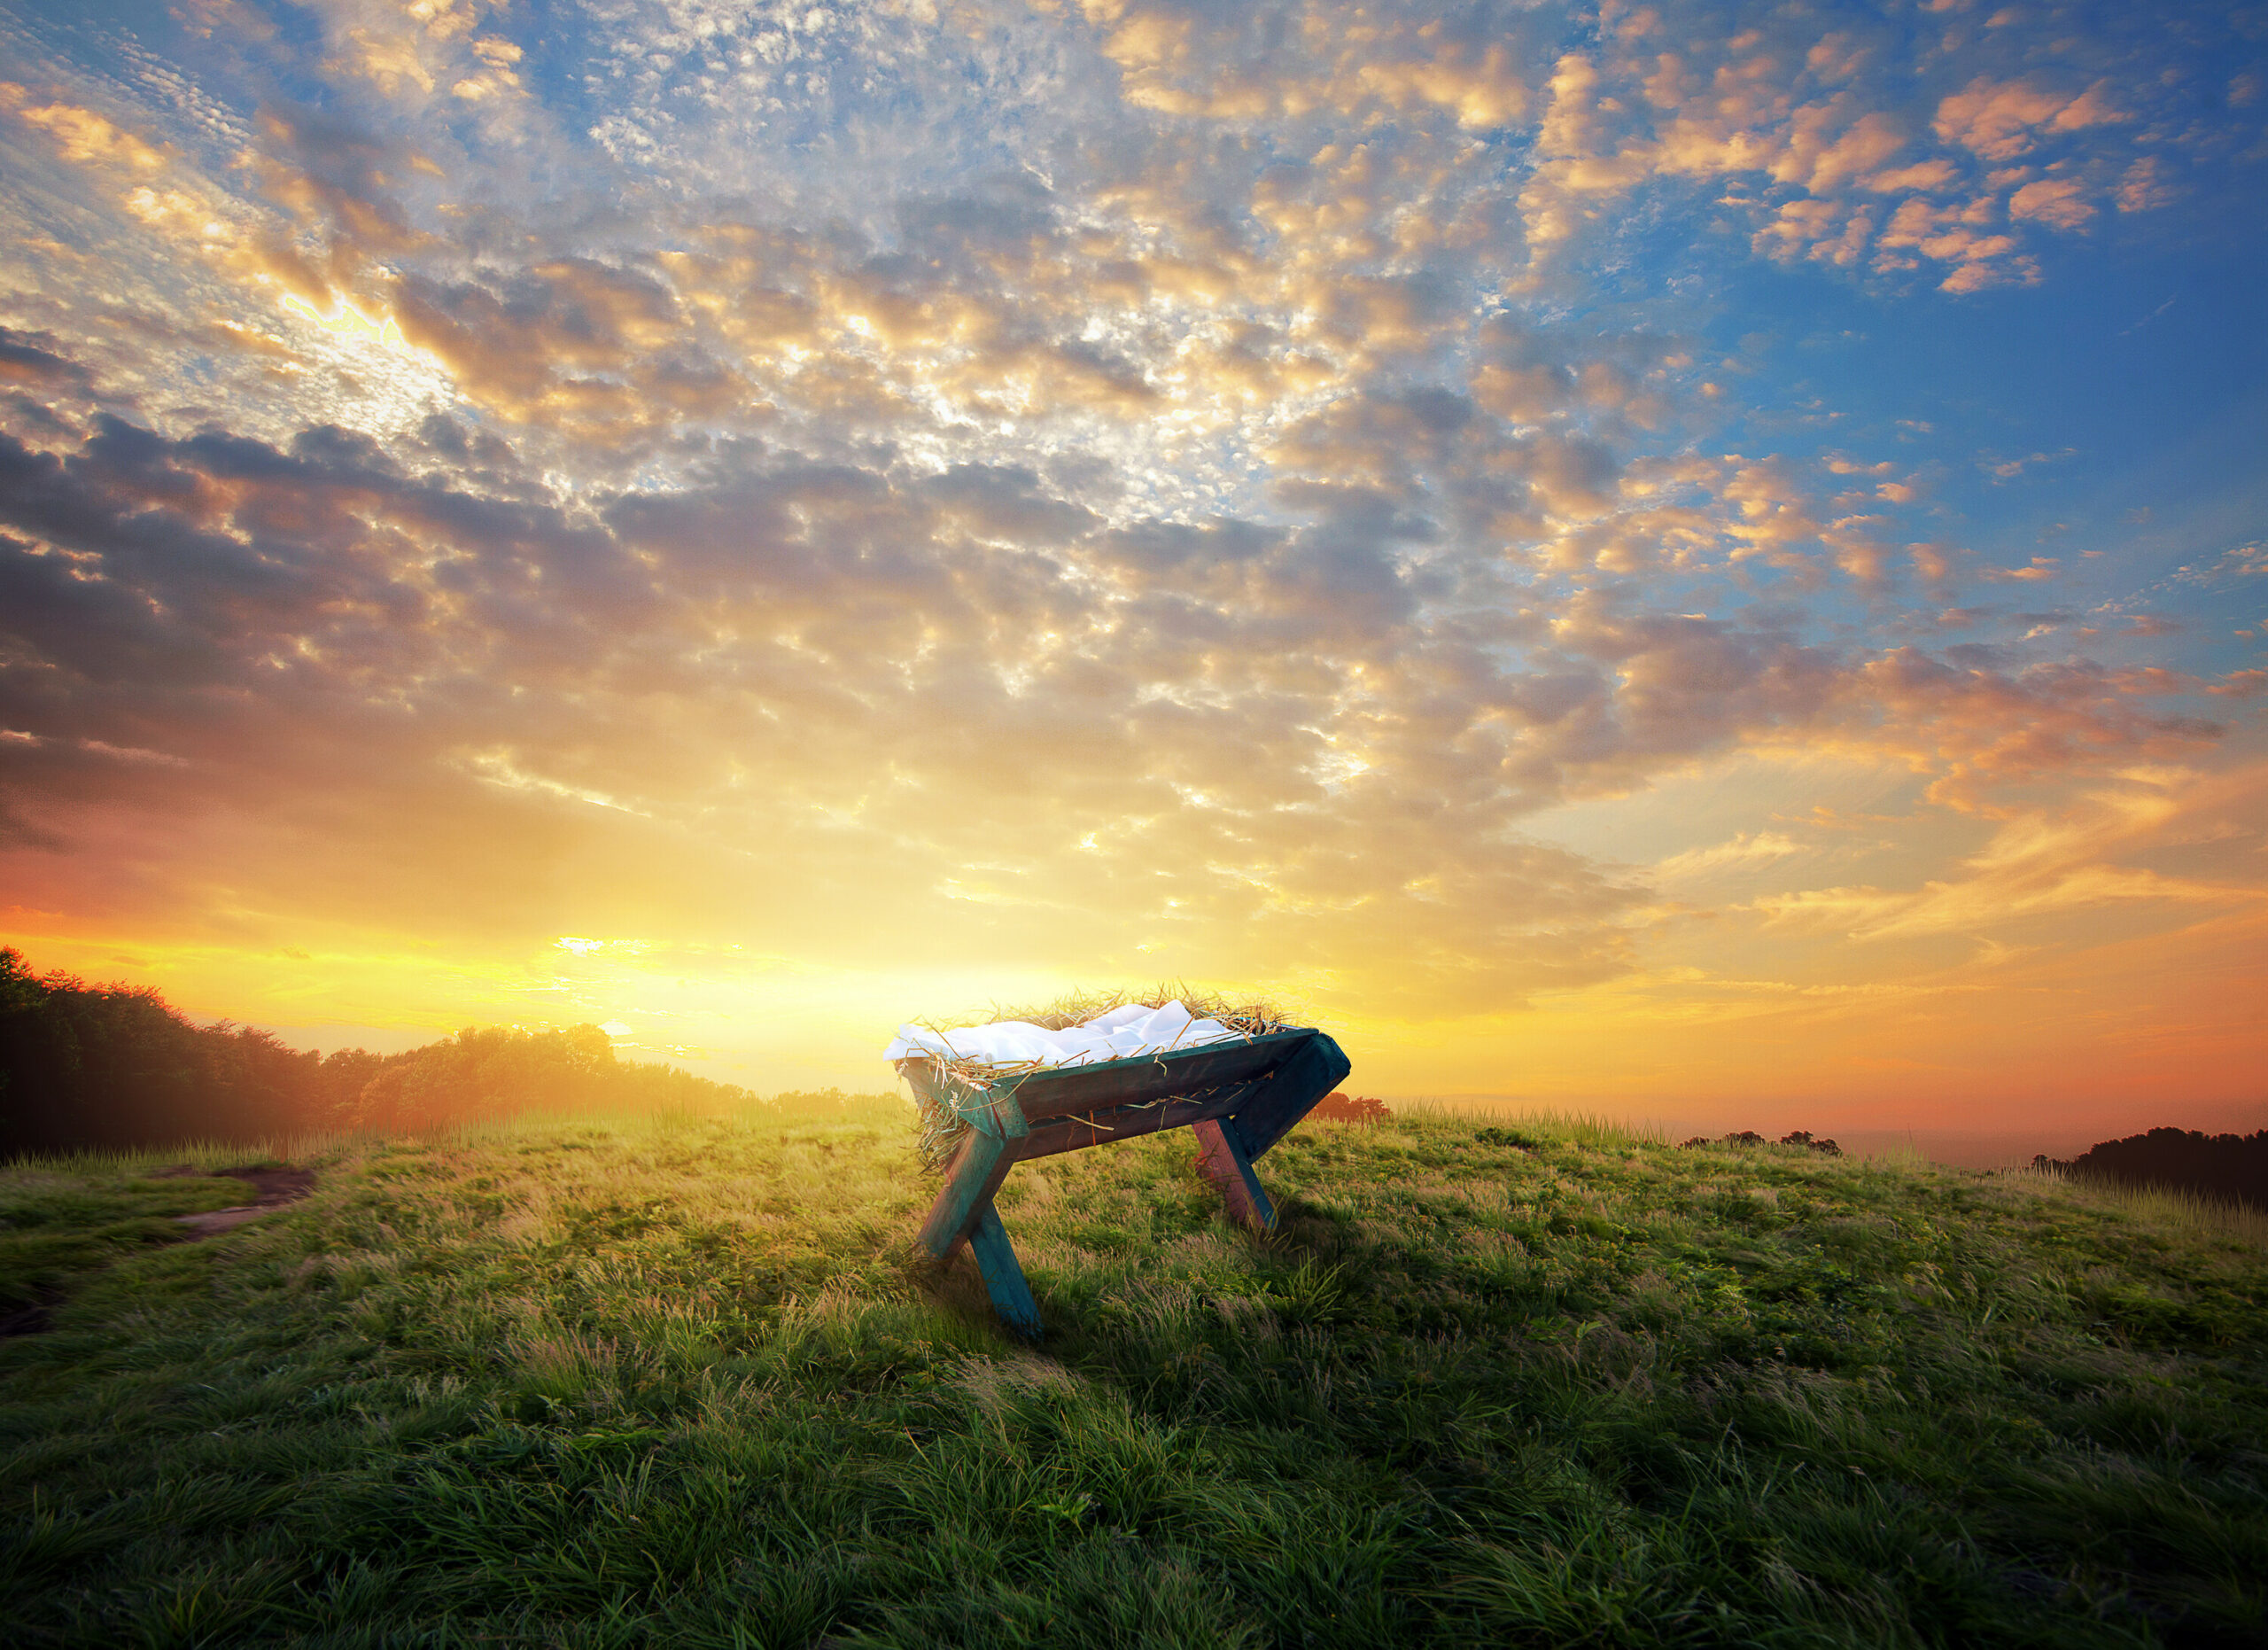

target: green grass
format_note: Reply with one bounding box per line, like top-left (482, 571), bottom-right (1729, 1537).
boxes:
top-left (2, 1100), bottom-right (2263, 1647)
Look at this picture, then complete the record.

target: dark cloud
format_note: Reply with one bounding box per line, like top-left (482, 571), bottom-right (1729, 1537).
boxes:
top-left (0, 329), bottom-right (89, 391)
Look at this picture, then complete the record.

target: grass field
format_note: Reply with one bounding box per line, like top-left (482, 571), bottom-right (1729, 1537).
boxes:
top-left (2, 1099), bottom-right (2264, 1647)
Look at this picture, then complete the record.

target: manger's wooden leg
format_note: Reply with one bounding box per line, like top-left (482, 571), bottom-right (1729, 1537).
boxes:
top-left (967, 1197), bottom-right (1044, 1341)
top-left (1193, 1116), bottom-right (1277, 1233)
top-left (915, 1128), bottom-right (1015, 1260)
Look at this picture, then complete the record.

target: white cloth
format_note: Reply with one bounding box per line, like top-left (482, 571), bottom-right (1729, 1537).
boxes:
top-left (883, 1000), bottom-right (1244, 1069)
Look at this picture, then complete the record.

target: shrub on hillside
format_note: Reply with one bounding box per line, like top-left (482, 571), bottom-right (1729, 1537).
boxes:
top-left (1678, 1130), bottom-right (1842, 1155)
top-left (1309, 1092), bottom-right (1391, 1123)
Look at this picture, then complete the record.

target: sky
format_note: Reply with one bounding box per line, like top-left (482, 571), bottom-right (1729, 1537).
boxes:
top-left (1, 0), bottom-right (2263, 1148)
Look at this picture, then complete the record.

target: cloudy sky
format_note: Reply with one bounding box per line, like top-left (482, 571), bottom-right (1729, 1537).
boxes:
top-left (2, 0), bottom-right (2262, 1138)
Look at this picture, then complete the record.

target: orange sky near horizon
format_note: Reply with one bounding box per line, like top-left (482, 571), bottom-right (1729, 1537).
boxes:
top-left (8, 739), bottom-right (2262, 1140)
top-left (1, 0), bottom-right (2263, 1146)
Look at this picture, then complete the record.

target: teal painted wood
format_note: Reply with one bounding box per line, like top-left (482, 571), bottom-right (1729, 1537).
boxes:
top-left (913, 1125), bottom-right (1016, 1258)
top-left (901, 1062), bottom-right (1033, 1140)
top-left (1220, 1031), bottom-right (1351, 1158)
top-left (967, 1198), bottom-right (1043, 1341)
top-left (1015, 1078), bottom-right (1264, 1160)
top-left (902, 1026), bottom-right (1351, 1336)
top-left (984, 1083), bottom-right (1030, 1141)
top-left (951, 1030), bottom-right (1314, 1125)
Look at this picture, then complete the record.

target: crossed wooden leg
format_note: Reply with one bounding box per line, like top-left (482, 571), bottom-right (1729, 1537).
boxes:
top-left (1192, 1116), bottom-right (1276, 1232)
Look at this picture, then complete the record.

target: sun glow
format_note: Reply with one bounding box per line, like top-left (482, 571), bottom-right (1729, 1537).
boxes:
top-left (279, 292), bottom-right (412, 350)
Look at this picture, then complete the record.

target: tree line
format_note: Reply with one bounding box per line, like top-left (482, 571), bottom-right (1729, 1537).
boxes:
top-left (2037, 1127), bottom-right (2268, 1214)
top-left (0, 948), bottom-right (756, 1159)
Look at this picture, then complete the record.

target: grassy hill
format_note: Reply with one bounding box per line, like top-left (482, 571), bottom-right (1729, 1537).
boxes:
top-left (2, 1101), bottom-right (2263, 1648)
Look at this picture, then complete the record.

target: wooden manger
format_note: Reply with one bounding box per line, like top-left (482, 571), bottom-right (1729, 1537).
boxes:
top-left (900, 1028), bottom-right (1352, 1339)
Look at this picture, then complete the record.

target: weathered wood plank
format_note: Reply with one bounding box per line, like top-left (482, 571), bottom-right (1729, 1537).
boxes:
top-left (1221, 1031), bottom-right (1350, 1159)
top-left (1192, 1115), bottom-right (1276, 1232)
top-left (1010, 1079), bottom-right (1267, 1162)
top-left (914, 1125), bottom-right (1017, 1258)
top-left (967, 1197), bottom-right (1044, 1341)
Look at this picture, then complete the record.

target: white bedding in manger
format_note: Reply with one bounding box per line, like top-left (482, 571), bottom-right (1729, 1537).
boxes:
top-left (883, 1000), bottom-right (1247, 1070)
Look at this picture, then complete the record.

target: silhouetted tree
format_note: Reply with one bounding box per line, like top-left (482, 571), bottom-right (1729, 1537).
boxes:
top-left (0, 947), bottom-right (757, 1158)
top-left (0, 948), bottom-right (313, 1156)
top-left (2039, 1128), bottom-right (2268, 1212)
top-left (341, 1023), bottom-right (621, 1132)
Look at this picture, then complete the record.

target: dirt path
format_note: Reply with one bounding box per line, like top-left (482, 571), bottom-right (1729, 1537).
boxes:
top-left (0, 1165), bottom-right (319, 1341)
top-left (155, 1164), bottom-right (318, 1236)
